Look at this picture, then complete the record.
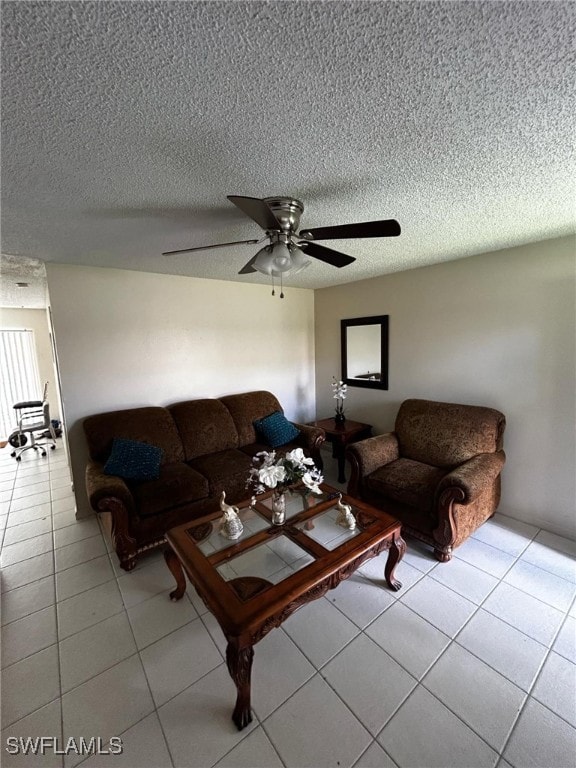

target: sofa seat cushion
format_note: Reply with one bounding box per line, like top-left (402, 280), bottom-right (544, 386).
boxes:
top-left (188, 449), bottom-right (253, 499)
top-left (131, 463), bottom-right (209, 519)
top-left (240, 441), bottom-right (303, 460)
top-left (367, 458), bottom-right (447, 512)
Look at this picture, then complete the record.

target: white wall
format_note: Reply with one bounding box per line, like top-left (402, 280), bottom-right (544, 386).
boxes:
top-left (0, 307), bottom-right (61, 422)
top-left (46, 264), bottom-right (316, 516)
top-left (314, 236), bottom-right (576, 540)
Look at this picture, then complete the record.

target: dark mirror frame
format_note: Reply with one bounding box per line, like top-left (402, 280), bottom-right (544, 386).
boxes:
top-left (341, 315), bottom-right (389, 390)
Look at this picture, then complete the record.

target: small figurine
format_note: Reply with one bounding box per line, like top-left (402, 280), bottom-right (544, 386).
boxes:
top-left (335, 493), bottom-right (356, 530)
top-left (219, 491), bottom-right (244, 540)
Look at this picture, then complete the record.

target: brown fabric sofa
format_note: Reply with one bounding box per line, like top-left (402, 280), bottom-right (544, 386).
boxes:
top-left (346, 398), bottom-right (506, 562)
top-left (83, 391), bottom-right (325, 570)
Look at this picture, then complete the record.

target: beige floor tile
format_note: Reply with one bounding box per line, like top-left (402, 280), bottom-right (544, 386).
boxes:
top-left (1, 645), bottom-right (60, 728)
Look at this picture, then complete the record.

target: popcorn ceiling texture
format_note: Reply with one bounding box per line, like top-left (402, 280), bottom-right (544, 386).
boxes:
top-left (1, 0), bottom-right (574, 303)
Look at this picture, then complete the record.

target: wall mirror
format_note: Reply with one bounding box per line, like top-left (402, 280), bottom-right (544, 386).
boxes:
top-left (340, 315), bottom-right (389, 389)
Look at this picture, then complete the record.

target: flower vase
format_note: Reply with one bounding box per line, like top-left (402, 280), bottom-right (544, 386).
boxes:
top-left (334, 411), bottom-right (346, 425)
top-left (271, 490), bottom-right (286, 525)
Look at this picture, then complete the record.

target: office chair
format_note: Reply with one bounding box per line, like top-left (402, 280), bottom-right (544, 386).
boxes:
top-left (9, 383), bottom-right (57, 461)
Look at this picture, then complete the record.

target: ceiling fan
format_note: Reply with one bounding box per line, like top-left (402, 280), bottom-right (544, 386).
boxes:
top-left (162, 195), bottom-right (401, 295)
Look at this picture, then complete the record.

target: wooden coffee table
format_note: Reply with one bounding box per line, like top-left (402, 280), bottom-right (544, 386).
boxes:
top-left (164, 484), bottom-right (405, 730)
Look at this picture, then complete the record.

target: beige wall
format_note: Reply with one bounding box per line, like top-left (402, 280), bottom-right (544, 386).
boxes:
top-left (0, 307), bottom-right (61, 422)
top-left (46, 264), bottom-right (316, 516)
top-left (314, 236), bottom-right (576, 539)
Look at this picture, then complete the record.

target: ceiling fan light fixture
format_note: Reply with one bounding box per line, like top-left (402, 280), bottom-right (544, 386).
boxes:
top-left (288, 244), bottom-right (311, 274)
top-left (253, 245), bottom-right (275, 275)
top-left (253, 240), bottom-right (293, 275)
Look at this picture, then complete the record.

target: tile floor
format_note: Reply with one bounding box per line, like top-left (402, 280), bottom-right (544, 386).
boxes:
top-left (1, 442), bottom-right (575, 768)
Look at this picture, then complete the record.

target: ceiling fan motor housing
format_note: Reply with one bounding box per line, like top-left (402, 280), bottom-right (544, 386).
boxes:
top-left (263, 197), bottom-right (304, 234)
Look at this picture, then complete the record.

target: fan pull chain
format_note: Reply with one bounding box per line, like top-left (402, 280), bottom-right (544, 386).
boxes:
top-left (269, 274), bottom-right (285, 298)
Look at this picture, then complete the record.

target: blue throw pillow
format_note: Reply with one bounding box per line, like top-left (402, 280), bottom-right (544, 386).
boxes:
top-left (254, 411), bottom-right (300, 448)
top-left (104, 438), bottom-right (162, 481)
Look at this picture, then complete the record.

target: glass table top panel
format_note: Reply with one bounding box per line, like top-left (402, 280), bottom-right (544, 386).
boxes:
top-left (216, 534), bottom-right (315, 585)
top-left (258, 487), bottom-right (332, 520)
top-left (295, 505), bottom-right (363, 550)
top-left (194, 505), bottom-right (270, 556)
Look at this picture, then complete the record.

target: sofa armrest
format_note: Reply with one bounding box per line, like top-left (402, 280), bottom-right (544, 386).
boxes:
top-left (85, 460), bottom-right (135, 516)
top-left (346, 433), bottom-right (400, 495)
top-left (438, 451), bottom-right (506, 505)
top-left (292, 422), bottom-right (326, 457)
top-left (86, 460), bottom-right (140, 570)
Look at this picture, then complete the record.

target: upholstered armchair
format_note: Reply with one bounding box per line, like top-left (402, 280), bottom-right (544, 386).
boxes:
top-left (346, 399), bottom-right (506, 562)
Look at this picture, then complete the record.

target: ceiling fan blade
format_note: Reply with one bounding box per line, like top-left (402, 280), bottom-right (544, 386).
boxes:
top-left (238, 256), bottom-right (258, 274)
top-left (162, 238), bottom-right (261, 256)
top-left (227, 196), bottom-right (281, 231)
top-left (299, 219), bottom-right (401, 240)
top-left (298, 241), bottom-right (356, 268)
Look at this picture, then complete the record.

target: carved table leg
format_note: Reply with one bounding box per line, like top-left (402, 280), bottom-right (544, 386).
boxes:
top-left (225, 640), bottom-right (254, 730)
top-left (384, 531), bottom-right (406, 591)
top-left (164, 548), bottom-right (187, 601)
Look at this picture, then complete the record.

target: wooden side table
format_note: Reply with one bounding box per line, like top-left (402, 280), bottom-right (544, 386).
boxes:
top-left (308, 418), bottom-right (373, 483)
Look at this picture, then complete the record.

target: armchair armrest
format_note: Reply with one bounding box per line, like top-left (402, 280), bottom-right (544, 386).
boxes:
top-left (347, 433), bottom-right (400, 476)
top-left (438, 451), bottom-right (506, 505)
top-left (346, 433), bottom-right (399, 495)
top-left (85, 460), bottom-right (135, 515)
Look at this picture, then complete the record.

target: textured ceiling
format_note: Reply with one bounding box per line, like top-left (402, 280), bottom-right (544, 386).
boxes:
top-left (1, 0), bottom-right (575, 307)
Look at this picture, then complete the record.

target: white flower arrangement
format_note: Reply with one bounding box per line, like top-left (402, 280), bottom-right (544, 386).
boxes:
top-left (332, 377), bottom-right (348, 418)
top-left (247, 448), bottom-right (324, 496)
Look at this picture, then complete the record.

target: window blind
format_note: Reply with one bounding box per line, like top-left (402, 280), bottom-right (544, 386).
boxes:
top-left (0, 330), bottom-right (42, 439)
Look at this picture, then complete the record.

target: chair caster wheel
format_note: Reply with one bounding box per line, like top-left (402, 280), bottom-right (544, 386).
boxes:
top-left (10, 451), bottom-right (16, 457)
top-left (16, 456), bottom-right (21, 462)
top-left (41, 452), bottom-right (47, 457)
top-left (50, 445), bottom-right (56, 450)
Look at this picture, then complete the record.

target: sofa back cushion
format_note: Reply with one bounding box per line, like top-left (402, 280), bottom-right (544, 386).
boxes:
top-left (395, 399), bottom-right (506, 468)
top-left (168, 399), bottom-right (239, 461)
top-left (220, 391), bottom-right (283, 447)
top-left (83, 407), bottom-right (184, 465)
